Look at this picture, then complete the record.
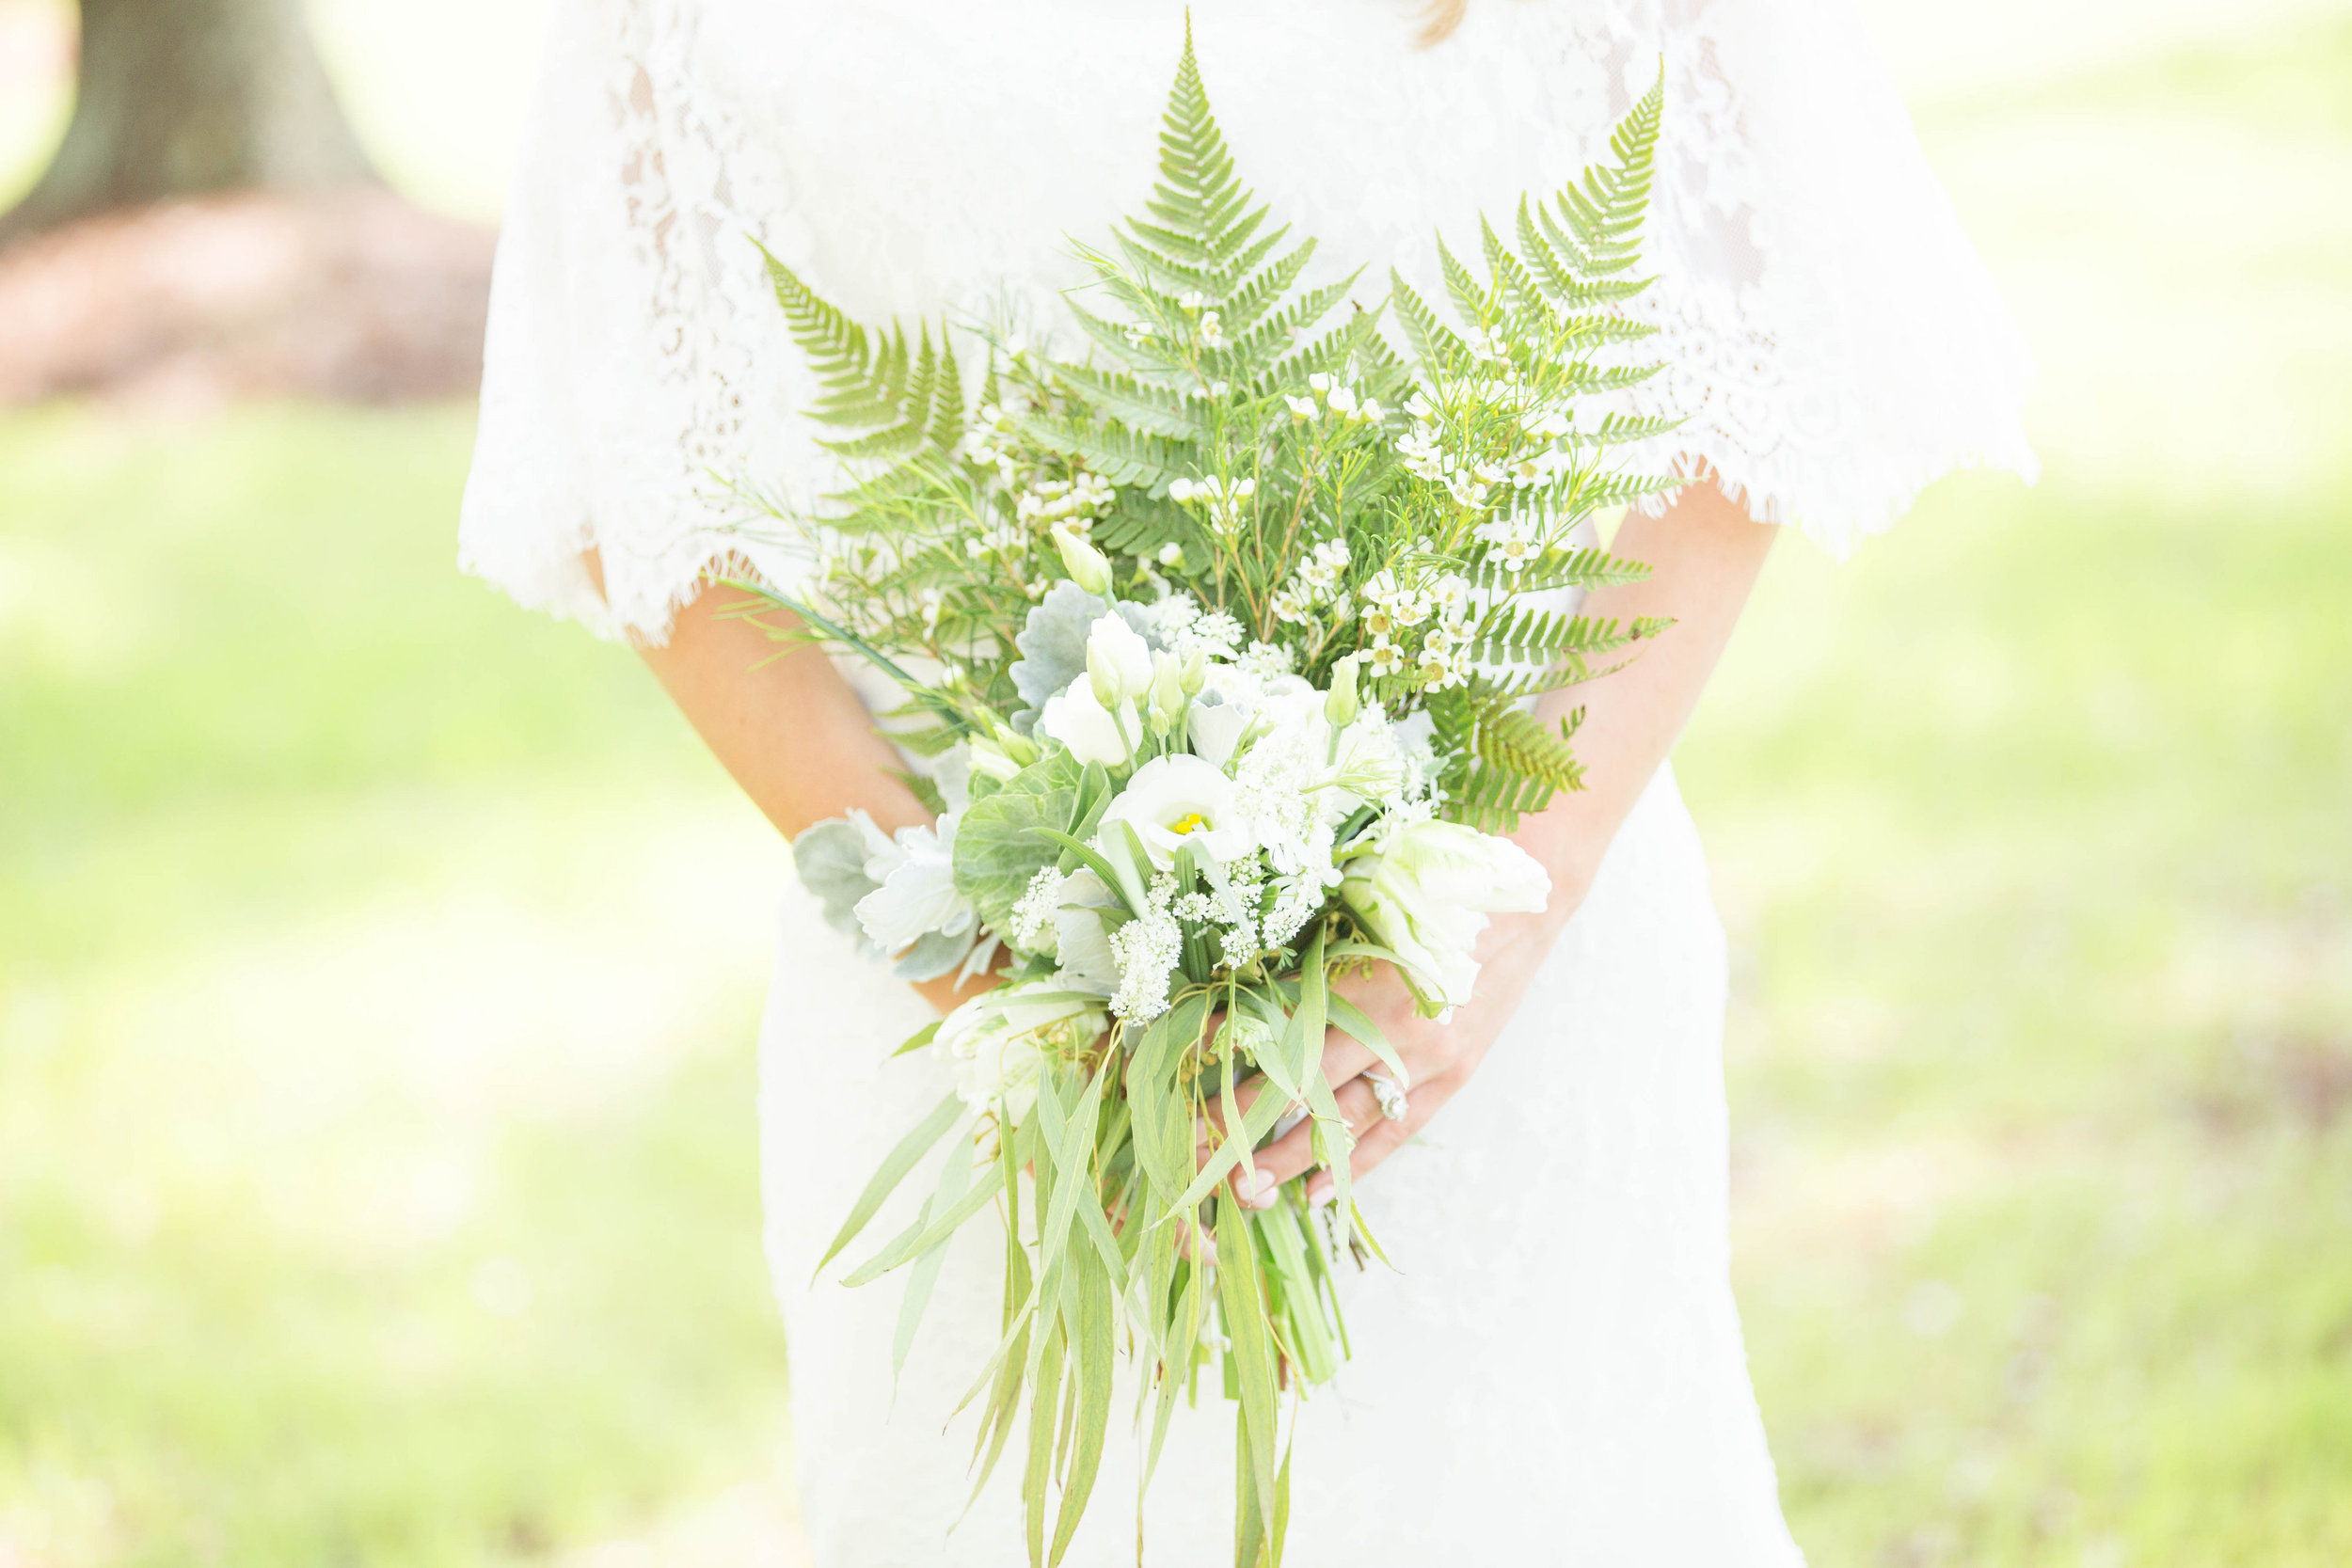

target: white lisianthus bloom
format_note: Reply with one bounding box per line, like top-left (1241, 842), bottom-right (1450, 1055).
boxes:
top-left (1084, 611), bottom-right (1154, 705)
top-left (1097, 755), bottom-right (1258, 868)
top-left (852, 811), bottom-right (977, 952)
top-left (1341, 817), bottom-right (1550, 1009)
top-left (1184, 664), bottom-right (1263, 768)
top-left (1041, 673), bottom-right (1140, 768)
top-left (934, 981), bottom-right (1107, 1119)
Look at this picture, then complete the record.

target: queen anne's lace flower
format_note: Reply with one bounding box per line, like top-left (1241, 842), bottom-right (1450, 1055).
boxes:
top-left (1009, 865), bottom-right (1068, 952)
top-left (1107, 893), bottom-right (1183, 1022)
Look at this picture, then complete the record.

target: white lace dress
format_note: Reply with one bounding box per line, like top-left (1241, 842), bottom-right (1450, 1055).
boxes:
top-left (459, 2), bottom-right (2035, 1562)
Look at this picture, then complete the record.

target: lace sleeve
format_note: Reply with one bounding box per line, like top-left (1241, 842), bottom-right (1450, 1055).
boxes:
top-left (1590, 1), bottom-right (2039, 553)
top-left (458, 0), bottom-right (816, 642)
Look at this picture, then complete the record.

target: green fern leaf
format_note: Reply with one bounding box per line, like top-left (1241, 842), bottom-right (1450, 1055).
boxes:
top-left (1388, 272), bottom-right (1467, 369)
top-left (1053, 365), bottom-right (1212, 440)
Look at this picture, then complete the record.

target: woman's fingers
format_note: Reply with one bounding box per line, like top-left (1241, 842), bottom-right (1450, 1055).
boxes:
top-left (1239, 1075), bottom-right (1384, 1200)
top-left (1206, 1029), bottom-right (1379, 1138)
top-left (1301, 1065), bottom-right (1466, 1207)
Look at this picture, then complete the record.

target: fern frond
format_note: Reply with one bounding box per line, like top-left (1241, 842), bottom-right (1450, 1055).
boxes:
top-left (1548, 70), bottom-right (1662, 277)
top-left (1555, 411), bottom-right (1681, 449)
top-left (1468, 546), bottom-right (1654, 595)
top-left (1475, 706), bottom-right (1585, 792)
top-left (1435, 233), bottom-right (1493, 327)
top-left (1388, 272), bottom-right (1467, 369)
top-left (1215, 275), bottom-right (1357, 372)
top-left (1064, 297), bottom-right (1188, 378)
top-left (1053, 365), bottom-right (1212, 440)
top-left (761, 245), bottom-right (870, 385)
top-left (1019, 416), bottom-right (1187, 493)
top-left (1216, 237), bottom-right (1315, 334)
top-left (1468, 605), bottom-right (1652, 665)
top-left (1093, 497), bottom-right (1209, 560)
top-left (1479, 216), bottom-right (1545, 316)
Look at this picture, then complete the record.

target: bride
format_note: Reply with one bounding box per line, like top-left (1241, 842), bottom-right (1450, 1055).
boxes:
top-left (460, 1), bottom-right (2034, 1561)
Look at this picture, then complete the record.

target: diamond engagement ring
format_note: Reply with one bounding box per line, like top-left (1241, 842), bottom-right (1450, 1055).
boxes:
top-left (1366, 1069), bottom-right (1409, 1123)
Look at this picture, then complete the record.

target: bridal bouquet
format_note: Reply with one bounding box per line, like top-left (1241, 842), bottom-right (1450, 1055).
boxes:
top-left (749, 33), bottom-right (1670, 1567)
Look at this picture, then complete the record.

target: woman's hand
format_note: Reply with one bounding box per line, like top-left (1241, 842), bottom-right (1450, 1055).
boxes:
top-left (1200, 475), bottom-right (1778, 1209)
top-left (1227, 895), bottom-right (1581, 1209)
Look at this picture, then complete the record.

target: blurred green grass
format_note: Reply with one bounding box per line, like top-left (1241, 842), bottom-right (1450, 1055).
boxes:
top-left (1682, 14), bottom-right (2352, 1566)
top-left (2, 4), bottom-right (2348, 1565)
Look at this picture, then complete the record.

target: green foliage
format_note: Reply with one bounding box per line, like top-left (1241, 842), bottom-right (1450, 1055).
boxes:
top-left (746, 31), bottom-right (1677, 844)
top-left (952, 751), bottom-right (1087, 928)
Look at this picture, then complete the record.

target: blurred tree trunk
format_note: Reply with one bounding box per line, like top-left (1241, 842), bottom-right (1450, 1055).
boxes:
top-left (1, 0), bottom-right (375, 243)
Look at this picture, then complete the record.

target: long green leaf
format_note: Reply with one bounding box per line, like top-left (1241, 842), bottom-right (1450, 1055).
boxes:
top-left (843, 1160), bottom-right (1007, 1287)
top-left (814, 1093), bottom-right (963, 1277)
top-left (892, 1116), bottom-right (976, 1378)
top-left (1216, 1199), bottom-right (1281, 1547)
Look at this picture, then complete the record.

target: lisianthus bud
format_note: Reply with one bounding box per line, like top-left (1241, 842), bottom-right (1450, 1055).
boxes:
top-left (1085, 612), bottom-right (1154, 708)
top-left (998, 726), bottom-right (1040, 767)
top-left (1052, 525), bottom-right (1114, 594)
top-left (1324, 654), bottom-right (1361, 729)
top-left (1149, 650), bottom-right (1186, 727)
top-left (968, 734), bottom-right (1022, 782)
top-left (1178, 648), bottom-right (1208, 697)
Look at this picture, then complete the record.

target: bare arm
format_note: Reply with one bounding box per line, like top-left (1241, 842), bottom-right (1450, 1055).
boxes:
top-left (1516, 474), bottom-right (1779, 911)
top-left (617, 556), bottom-right (987, 1013)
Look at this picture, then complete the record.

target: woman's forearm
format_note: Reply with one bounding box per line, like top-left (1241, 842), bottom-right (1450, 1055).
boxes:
top-left (621, 562), bottom-right (983, 1011)
top-left (1513, 476), bottom-right (1777, 925)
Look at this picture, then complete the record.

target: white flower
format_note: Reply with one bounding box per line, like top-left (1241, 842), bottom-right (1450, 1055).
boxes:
top-left (1097, 754), bottom-right (1258, 869)
top-left (1084, 611), bottom-right (1154, 705)
top-left (1009, 865), bottom-right (1068, 953)
top-left (1051, 869), bottom-right (1124, 992)
top-left (1326, 385), bottom-right (1359, 420)
top-left (1041, 673), bottom-right (1140, 768)
top-left (1184, 610), bottom-right (1246, 662)
top-left (1238, 640), bottom-right (1295, 680)
top-left (851, 811), bottom-right (977, 953)
top-left (1340, 818), bottom-right (1549, 1008)
top-left (935, 982), bottom-right (1107, 1118)
top-left (1199, 309), bottom-right (1227, 347)
top-left (1156, 541), bottom-right (1185, 568)
top-left (1286, 394), bottom-right (1318, 422)
top-left (1308, 372), bottom-right (1333, 395)
top-left (1185, 677), bottom-right (1259, 768)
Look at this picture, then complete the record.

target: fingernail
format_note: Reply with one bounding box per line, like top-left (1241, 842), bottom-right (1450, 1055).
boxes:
top-left (1304, 1177), bottom-right (1333, 1208)
top-left (1240, 1168), bottom-right (1278, 1209)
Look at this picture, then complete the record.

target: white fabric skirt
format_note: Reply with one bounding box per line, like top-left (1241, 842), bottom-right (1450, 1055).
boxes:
top-left (758, 763), bottom-right (1804, 1566)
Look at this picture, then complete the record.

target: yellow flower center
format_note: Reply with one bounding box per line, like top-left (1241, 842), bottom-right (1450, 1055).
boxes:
top-left (1168, 812), bottom-right (1211, 835)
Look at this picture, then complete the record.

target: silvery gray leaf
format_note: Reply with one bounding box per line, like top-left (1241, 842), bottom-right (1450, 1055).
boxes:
top-left (892, 927), bottom-right (977, 982)
top-left (1007, 581), bottom-right (1165, 725)
top-left (793, 818), bottom-right (883, 944)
